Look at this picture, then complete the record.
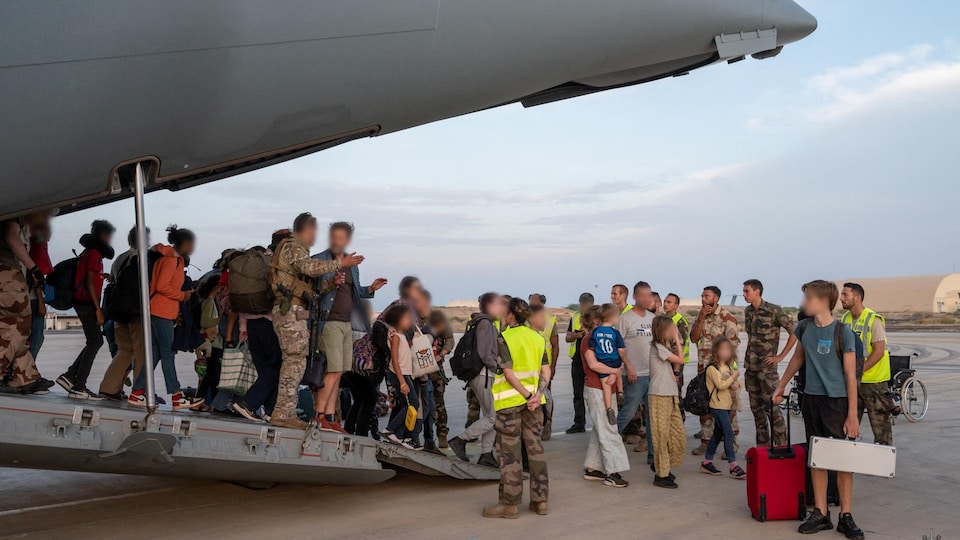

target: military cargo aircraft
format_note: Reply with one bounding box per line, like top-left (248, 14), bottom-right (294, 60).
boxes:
top-left (0, 0), bottom-right (816, 485)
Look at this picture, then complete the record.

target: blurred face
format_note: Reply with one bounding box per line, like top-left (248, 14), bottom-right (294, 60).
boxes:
top-left (178, 238), bottom-right (196, 257)
top-left (328, 227), bottom-right (351, 255)
top-left (605, 311), bottom-right (621, 326)
top-left (633, 287), bottom-right (652, 312)
top-left (579, 299), bottom-right (594, 312)
top-left (803, 290), bottom-right (829, 316)
top-left (742, 285), bottom-right (761, 305)
top-left (839, 287), bottom-right (858, 310)
top-left (701, 289), bottom-right (719, 307)
top-left (650, 295), bottom-right (662, 313)
top-left (396, 311), bottom-right (413, 331)
top-left (664, 295), bottom-right (679, 314)
top-left (528, 310), bottom-right (546, 332)
top-left (300, 224), bottom-right (318, 247)
top-left (415, 294), bottom-right (432, 318)
top-left (611, 287), bottom-right (627, 306)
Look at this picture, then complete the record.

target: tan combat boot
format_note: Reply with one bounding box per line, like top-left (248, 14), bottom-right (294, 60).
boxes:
top-left (270, 416), bottom-right (309, 430)
top-left (438, 433), bottom-right (449, 449)
top-left (691, 441), bottom-right (708, 456)
top-left (529, 501), bottom-right (548, 516)
top-left (482, 504), bottom-right (519, 519)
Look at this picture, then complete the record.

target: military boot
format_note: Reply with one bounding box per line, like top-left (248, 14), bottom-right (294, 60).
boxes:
top-left (438, 433), bottom-right (449, 449)
top-left (691, 441), bottom-right (708, 456)
top-left (528, 501), bottom-right (548, 515)
top-left (477, 451), bottom-right (499, 468)
top-left (482, 504), bottom-right (519, 519)
top-left (270, 416), bottom-right (309, 430)
top-left (423, 440), bottom-right (444, 456)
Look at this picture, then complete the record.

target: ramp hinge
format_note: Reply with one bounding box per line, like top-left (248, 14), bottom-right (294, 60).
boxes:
top-left (72, 406), bottom-right (101, 428)
top-left (171, 417), bottom-right (197, 437)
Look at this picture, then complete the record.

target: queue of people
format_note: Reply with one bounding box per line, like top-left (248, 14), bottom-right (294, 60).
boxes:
top-left (0, 211), bottom-right (893, 536)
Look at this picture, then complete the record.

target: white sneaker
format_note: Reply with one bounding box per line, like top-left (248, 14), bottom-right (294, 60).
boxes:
top-left (68, 388), bottom-right (91, 400)
top-left (171, 392), bottom-right (205, 410)
top-left (56, 375), bottom-right (74, 392)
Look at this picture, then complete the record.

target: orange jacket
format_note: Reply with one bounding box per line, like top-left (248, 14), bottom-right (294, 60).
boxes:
top-left (149, 244), bottom-right (190, 320)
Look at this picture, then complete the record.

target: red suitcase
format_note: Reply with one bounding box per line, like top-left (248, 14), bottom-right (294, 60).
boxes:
top-left (746, 399), bottom-right (807, 522)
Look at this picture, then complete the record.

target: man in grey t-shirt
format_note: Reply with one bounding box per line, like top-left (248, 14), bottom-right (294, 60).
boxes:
top-left (617, 281), bottom-right (655, 463)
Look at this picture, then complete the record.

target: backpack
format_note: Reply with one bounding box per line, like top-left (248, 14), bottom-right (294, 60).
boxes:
top-left (682, 365), bottom-right (717, 416)
top-left (228, 250), bottom-right (274, 315)
top-left (797, 319), bottom-right (864, 381)
top-left (449, 321), bottom-right (485, 382)
top-left (45, 252), bottom-right (81, 310)
top-left (107, 251), bottom-right (162, 323)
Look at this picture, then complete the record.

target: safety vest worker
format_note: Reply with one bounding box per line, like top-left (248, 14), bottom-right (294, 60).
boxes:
top-left (493, 325), bottom-right (547, 411)
top-left (671, 312), bottom-right (691, 364)
top-left (568, 312), bottom-right (581, 357)
top-left (841, 308), bottom-right (891, 383)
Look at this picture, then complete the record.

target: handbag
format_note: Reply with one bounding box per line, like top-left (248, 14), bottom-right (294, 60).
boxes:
top-left (218, 344), bottom-right (258, 395)
top-left (411, 327), bottom-right (439, 377)
top-left (301, 349), bottom-right (327, 389)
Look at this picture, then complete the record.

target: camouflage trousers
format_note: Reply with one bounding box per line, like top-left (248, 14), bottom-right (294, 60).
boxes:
top-left (698, 358), bottom-right (739, 440)
top-left (466, 387), bottom-right (481, 428)
top-left (0, 264), bottom-right (40, 388)
top-left (272, 306), bottom-right (308, 421)
top-left (495, 405), bottom-right (548, 506)
top-left (858, 382), bottom-right (893, 445)
top-left (745, 368), bottom-right (787, 446)
top-left (428, 370), bottom-right (448, 438)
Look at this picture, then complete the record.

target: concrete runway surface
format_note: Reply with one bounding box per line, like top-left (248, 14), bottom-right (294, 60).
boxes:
top-left (1, 332), bottom-right (957, 539)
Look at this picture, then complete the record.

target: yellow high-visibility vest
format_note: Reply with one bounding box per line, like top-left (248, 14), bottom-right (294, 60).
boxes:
top-left (671, 312), bottom-right (691, 364)
top-left (538, 314), bottom-right (557, 357)
top-left (841, 308), bottom-right (891, 383)
top-left (621, 304), bottom-right (633, 315)
top-left (493, 325), bottom-right (547, 412)
top-left (568, 312), bottom-right (582, 357)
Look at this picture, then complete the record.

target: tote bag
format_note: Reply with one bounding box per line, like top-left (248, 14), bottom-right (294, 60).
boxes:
top-left (218, 344), bottom-right (258, 395)
top-left (411, 327), bottom-right (439, 377)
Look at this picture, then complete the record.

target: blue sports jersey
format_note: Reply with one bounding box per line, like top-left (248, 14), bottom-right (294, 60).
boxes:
top-left (590, 326), bottom-right (624, 367)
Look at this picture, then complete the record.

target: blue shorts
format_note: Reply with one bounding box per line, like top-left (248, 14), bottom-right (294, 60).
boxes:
top-left (596, 357), bottom-right (622, 380)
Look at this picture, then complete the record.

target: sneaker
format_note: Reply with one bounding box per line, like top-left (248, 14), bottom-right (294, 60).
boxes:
top-left (85, 389), bottom-right (104, 401)
top-left (606, 407), bottom-right (617, 425)
top-left (171, 392), bottom-right (205, 410)
top-left (482, 503), bottom-right (519, 519)
top-left (653, 475), bottom-right (678, 489)
top-left (385, 434), bottom-right (414, 450)
top-left (729, 465), bottom-right (746, 480)
top-left (691, 442), bottom-right (708, 456)
top-left (37, 378), bottom-right (55, 390)
top-left (448, 436), bottom-right (469, 462)
top-left (22, 380), bottom-right (50, 394)
top-left (55, 374), bottom-right (74, 392)
top-left (836, 513), bottom-right (864, 540)
top-left (477, 452), bottom-right (498, 468)
top-left (68, 388), bottom-right (92, 400)
top-left (528, 501), bottom-right (548, 515)
top-left (798, 508), bottom-right (833, 534)
top-left (603, 473), bottom-right (629, 488)
top-left (406, 438), bottom-right (423, 450)
top-left (99, 390), bottom-right (125, 401)
top-left (700, 461), bottom-right (722, 476)
top-left (0, 382), bottom-right (23, 394)
top-left (328, 420), bottom-right (348, 435)
top-left (565, 424), bottom-right (586, 434)
top-left (583, 468), bottom-right (606, 481)
top-left (127, 391), bottom-right (147, 407)
top-left (233, 400), bottom-right (262, 422)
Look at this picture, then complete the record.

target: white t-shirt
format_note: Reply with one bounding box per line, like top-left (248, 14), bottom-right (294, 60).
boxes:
top-left (649, 343), bottom-right (680, 397)
top-left (618, 309), bottom-right (654, 376)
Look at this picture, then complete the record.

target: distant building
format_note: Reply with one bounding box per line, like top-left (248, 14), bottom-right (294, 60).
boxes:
top-left (45, 313), bottom-right (82, 330)
top-left (447, 299), bottom-right (479, 309)
top-left (835, 274), bottom-right (960, 313)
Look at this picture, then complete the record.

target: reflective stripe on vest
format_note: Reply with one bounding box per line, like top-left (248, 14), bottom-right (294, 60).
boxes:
top-left (622, 304), bottom-right (633, 315)
top-left (671, 312), bottom-right (691, 364)
top-left (569, 312), bottom-right (582, 357)
top-left (842, 308), bottom-right (890, 383)
top-left (493, 326), bottom-right (547, 412)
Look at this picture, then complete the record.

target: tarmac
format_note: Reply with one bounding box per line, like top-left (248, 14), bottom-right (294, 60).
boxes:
top-left (1, 331), bottom-right (958, 539)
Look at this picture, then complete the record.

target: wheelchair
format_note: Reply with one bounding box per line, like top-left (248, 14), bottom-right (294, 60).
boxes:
top-left (888, 354), bottom-right (928, 423)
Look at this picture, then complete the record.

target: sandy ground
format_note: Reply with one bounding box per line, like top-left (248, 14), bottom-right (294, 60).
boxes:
top-left (1, 332), bottom-right (958, 539)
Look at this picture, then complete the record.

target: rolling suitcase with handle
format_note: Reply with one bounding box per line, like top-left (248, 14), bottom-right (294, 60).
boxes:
top-left (746, 398), bottom-right (807, 522)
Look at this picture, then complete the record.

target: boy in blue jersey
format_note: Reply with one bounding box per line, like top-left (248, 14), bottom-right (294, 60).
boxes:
top-left (590, 304), bottom-right (627, 424)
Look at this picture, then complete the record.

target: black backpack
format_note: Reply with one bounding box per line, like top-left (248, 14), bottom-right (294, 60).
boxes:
top-left (449, 321), bottom-right (485, 382)
top-left (796, 319), bottom-right (864, 381)
top-left (45, 251), bottom-right (81, 311)
top-left (682, 365), bottom-right (717, 416)
top-left (107, 251), bottom-right (161, 323)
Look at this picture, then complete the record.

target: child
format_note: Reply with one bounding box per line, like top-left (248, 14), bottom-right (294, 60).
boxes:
top-left (648, 315), bottom-right (687, 488)
top-left (589, 304), bottom-right (626, 425)
top-left (774, 280), bottom-right (863, 540)
top-left (700, 337), bottom-right (746, 479)
top-left (380, 304), bottom-right (421, 449)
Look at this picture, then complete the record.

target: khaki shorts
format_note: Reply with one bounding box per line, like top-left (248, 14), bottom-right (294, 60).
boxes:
top-left (321, 320), bottom-right (353, 373)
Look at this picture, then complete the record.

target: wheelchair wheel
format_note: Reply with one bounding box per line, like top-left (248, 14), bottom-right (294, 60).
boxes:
top-left (900, 377), bottom-right (928, 422)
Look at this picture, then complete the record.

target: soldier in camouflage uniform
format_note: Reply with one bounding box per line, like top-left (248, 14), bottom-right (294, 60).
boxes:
top-left (0, 215), bottom-right (47, 394)
top-left (690, 286), bottom-right (740, 455)
top-left (427, 309), bottom-right (454, 448)
top-left (269, 213), bottom-right (361, 430)
top-left (743, 279), bottom-right (797, 447)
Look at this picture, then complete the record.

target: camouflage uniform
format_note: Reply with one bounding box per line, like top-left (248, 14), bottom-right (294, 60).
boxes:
top-left (0, 263), bottom-right (41, 388)
top-left (744, 300), bottom-right (796, 446)
top-left (694, 306), bottom-right (741, 440)
top-left (466, 388), bottom-right (481, 428)
top-left (495, 405), bottom-right (548, 506)
top-left (858, 382), bottom-right (893, 445)
top-left (269, 237), bottom-right (340, 423)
